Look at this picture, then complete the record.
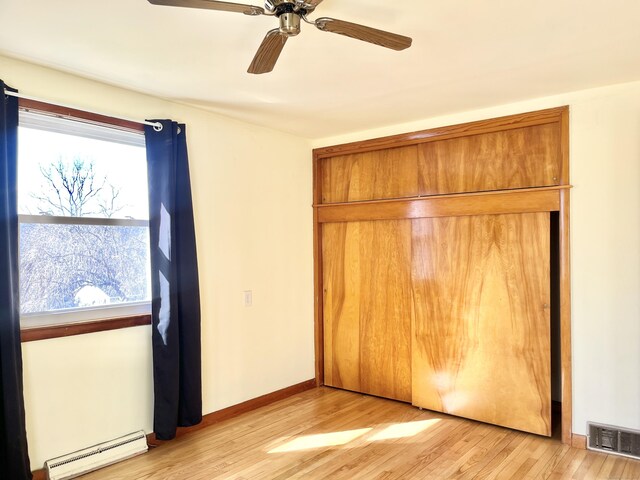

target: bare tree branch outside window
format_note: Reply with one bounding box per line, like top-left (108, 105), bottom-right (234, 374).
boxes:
top-left (19, 157), bottom-right (149, 314)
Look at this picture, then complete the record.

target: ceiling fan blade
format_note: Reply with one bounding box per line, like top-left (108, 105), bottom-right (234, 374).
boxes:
top-left (147, 0), bottom-right (264, 16)
top-left (248, 29), bottom-right (288, 74)
top-left (314, 17), bottom-right (412, 51)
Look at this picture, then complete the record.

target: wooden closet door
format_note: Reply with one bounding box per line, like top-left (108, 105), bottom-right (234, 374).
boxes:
top-left (412, 213), bottom-right (551, 436)
top-left (323, 220), bottom-right (412, 402)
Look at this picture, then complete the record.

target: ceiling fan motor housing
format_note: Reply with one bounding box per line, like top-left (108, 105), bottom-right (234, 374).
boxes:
top-left (279, 12), bottom-right (301, 36)
top-left (268, 0), bottom-right (307, 36)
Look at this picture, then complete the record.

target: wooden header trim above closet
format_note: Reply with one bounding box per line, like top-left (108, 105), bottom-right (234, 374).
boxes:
top-left (314, 108), bottom-right (568, 205)
top-left (316, 186), bottom-right (568, 223)
top-left (314, 107), bottom-right (568, 159)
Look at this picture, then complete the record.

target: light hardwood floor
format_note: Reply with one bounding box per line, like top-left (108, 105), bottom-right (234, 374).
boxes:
top-left (80, 387), bottom-right (640, 479)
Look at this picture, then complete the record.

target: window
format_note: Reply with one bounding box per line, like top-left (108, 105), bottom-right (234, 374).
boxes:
top-left (17, 104), bottom-right (151, 330)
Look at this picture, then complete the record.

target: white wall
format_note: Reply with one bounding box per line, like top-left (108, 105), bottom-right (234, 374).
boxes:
top-left (0, 55), bottom-right (315, 470)
top-left (314, 80), bottom-right (640, 438)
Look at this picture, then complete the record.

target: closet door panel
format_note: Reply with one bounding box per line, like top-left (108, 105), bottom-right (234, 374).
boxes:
top-left (322, 222), bottom-right (361, 392)
top-left (412, 213), bottom-right (551, 436)
top-left (323, 220), bottom-right (412, 402)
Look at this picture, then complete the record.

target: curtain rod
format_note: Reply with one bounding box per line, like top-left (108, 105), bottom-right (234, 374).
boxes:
top-left (3, 89), bottom-right (163, 131)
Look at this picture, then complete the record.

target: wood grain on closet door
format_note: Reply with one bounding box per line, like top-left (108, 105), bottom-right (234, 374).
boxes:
top-left (418, 123), bottom-right (561, 195)
top-left (323, 220), bottom-right (412, 402)
top-left (319, 146), bottom-right (419, 204)
top-left (411, 213), bottom-right (552, 436)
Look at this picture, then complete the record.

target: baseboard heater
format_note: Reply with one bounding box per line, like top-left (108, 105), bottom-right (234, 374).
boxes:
top-left (45, 430), bottom-right (148, 480)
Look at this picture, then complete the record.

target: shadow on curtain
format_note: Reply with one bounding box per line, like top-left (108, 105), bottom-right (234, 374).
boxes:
top-left (145, 120), bottom-right (202, 440)
top-left (0, 81), bottom-right (33, 478)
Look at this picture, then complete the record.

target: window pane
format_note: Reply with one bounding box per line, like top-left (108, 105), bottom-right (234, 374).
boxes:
top-left (19, 223), bottom-right (151, 314)
top-left (18, 123), bottom-right (148, 220)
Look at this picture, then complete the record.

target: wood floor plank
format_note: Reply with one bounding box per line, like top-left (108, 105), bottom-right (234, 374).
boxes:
top-left (180, 394), bottom-right (384, 479)
top-left (449, 429), bottom-right (520, 479)
top-left (78, 387), bottom-right (640, 480)
top-left (367, 421), bottom-right (482, 479)
top-left (621, 458), bottom-right (640, 479)
top-left (490, 435), bottom-right (541, 479)
top-left (596, 455), bottom-right (627, 479)
top-left (535, 443), bottom-right (572, 479)
top-left (471, 431), bottom-right (530, 480)
top-left (596, 456), bottom-right (622, 480)
top-left (523, 441), bottom-right (567, 479)
top-left (317, 412), bottom-right (463, 480)
top-left (433, 427), bottom-right (513, 479)
top-left (406, 424), bottom-right (497, 479)
top-left (554, 449), bottom-right (589, 479)
top-left (575, 453), bottom-right (608, 480)
top-left (236, 396), bottom-right (416, 479)
top-left (545, 447), bottom-right (583, 479)
top-left (276, 404), bottom-right (428, 479)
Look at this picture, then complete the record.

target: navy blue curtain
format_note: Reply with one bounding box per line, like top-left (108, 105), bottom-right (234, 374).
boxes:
top-left (0, 82), bottom-right (32, 478)
top-left (145, 121), bottom-right (202, 440)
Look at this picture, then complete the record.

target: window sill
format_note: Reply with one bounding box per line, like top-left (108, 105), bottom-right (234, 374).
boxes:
top-left (20, 314), bottom-right (151, 343)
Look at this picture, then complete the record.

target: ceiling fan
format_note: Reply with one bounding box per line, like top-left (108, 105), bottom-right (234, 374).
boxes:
top-left (147, 0), bottom-right (413, 74)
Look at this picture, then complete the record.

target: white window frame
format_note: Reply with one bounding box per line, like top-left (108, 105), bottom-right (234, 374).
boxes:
top-left (17, 108), bottom-right (152, 329)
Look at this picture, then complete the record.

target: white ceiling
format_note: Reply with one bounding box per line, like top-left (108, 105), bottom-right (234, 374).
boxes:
top-left (1, 1), bottom-right (639, 139)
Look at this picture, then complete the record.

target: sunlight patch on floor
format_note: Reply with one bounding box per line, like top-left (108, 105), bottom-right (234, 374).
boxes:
top-left (368, 418), bottom-right (441, 441)
top-left (268, 418), bottom-right (444, 454)
top-left (268, 428), bottom-right (373, 453)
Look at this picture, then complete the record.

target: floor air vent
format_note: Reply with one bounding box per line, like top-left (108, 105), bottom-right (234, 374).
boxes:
top-left (588, 422), bottom-right (640, 459)
top-left (45, 430), bottom-right (148, 480)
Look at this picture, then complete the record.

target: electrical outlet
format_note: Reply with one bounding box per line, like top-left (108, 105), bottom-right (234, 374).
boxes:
top-left (243, 290), bottom-right (252, 307)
